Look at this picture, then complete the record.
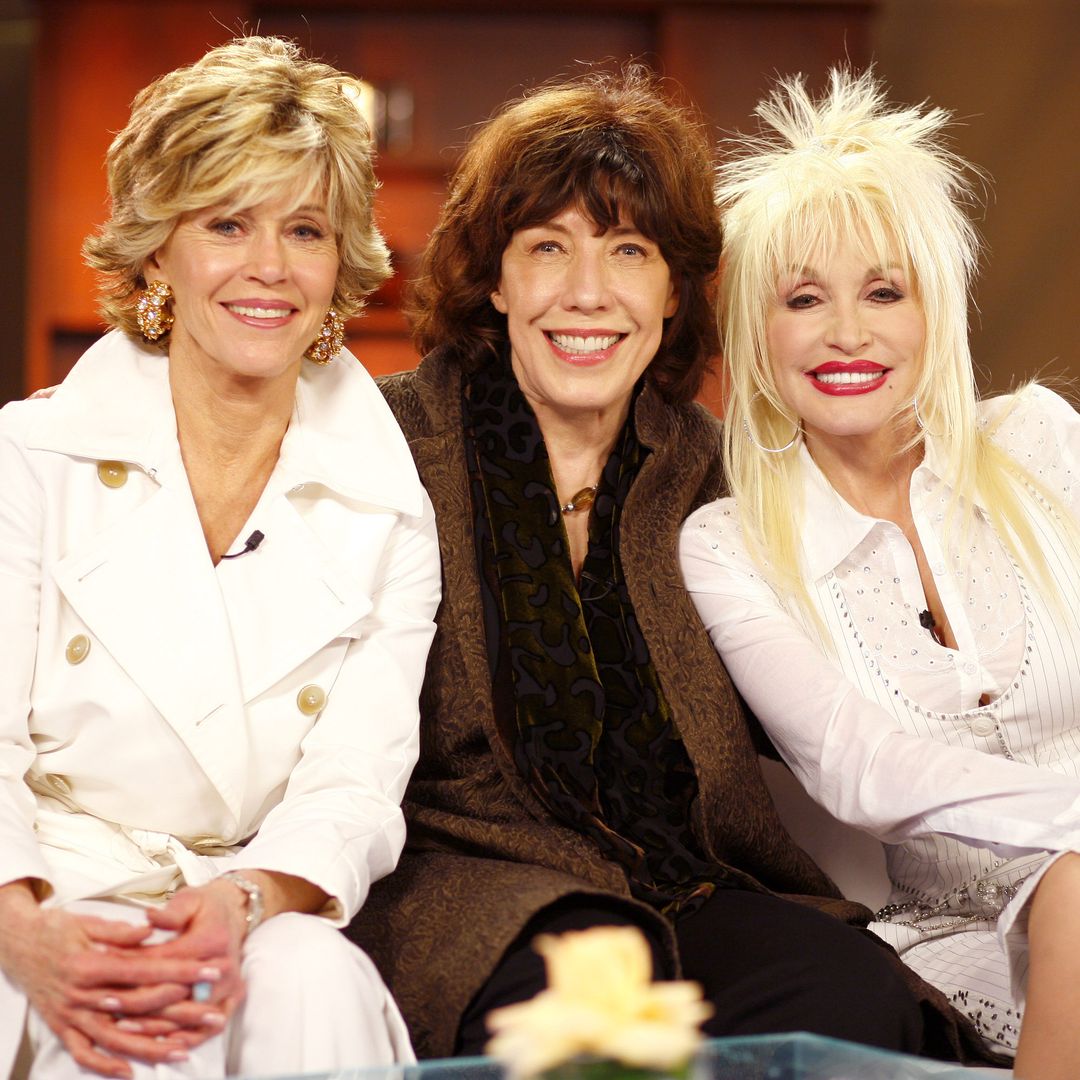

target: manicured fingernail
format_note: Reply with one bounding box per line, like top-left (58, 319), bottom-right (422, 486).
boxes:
top-left (116, 1020), bottom-right (143, 1033)
top-left (203, 1012), bottom-right (226, 1027)
top-left (191, 981), bottom-right (213, 1002)
top-left (100, 996), bottom-right (122, 1010)
top-left (167, 1050), bottom-right (188, 1062)
top-left (197, 966), bottom-right (221, 980)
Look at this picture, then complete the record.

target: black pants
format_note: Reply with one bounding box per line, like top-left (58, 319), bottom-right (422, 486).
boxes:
top-left (456, 890), bottom-right (925, 1056)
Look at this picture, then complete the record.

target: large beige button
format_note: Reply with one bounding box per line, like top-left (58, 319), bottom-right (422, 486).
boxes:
top-left (971, 716), bottom-right (996, 738)
top-left (65, 634), bottom-right (91, 665)
top-left (97, 461), bottom-right (128, 488)
top-left (296, 684), bottom-right (327, 716)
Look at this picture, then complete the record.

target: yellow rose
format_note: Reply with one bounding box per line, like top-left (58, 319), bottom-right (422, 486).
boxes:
top-left (486, 927), bottom-right (712, 1079)
top-left (537, 926), bottom-right (652, 1010)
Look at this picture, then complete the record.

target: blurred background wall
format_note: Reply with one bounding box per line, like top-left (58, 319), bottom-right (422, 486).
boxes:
top-left (1, 0), bottom-right (1076, 412)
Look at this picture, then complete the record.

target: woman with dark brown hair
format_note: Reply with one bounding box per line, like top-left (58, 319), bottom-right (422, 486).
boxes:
top-left (346, 68), bottom-right (993, 1066)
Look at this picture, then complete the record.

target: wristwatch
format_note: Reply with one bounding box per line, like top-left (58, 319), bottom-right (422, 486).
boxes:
top-left (221, 872), bottom-right (265, 936)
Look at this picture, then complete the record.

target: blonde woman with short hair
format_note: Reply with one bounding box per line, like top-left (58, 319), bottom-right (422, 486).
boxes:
top-left (0, 36), bottom-right (439, 1079)
top-left (681, 68), bottom-right (1080, 1078)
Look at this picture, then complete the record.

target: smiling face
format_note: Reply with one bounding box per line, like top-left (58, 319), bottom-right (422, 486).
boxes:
top-left (490, 205), bottom-right (678, 429)
top-left (146, 184), bottom-right (340, 388)
top-left (766, 233), bottom-right (925, 456)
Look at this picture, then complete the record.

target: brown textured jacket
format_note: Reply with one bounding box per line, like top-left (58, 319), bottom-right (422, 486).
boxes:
top-left (347, 348), bottom-right (996, 1065)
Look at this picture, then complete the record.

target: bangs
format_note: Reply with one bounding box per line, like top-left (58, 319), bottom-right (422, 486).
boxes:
top-left (767, 188), bottom-right (916, 297)
top-left (504, 162), bottom-right (665, 246)
top-left (139, 105), bottom-right (332, 225)
top-left (182, 150), bottom-right (329, 221)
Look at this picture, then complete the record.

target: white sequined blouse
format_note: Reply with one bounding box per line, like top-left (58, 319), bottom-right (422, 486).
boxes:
top-left (680, 386), bottom-right (1080, 1050)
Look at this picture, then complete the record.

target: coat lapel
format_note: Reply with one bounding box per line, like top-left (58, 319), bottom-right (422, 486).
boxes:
top-left (401, 356), bottom-right (543, 796)
top-left (620, 396), bottom-right (753, 840)
top-left (219, 350), bottom-right (423, 703)
top-left (51, 482), bottom-right (251, 826)
top-left (37, 334), bottom-right (422, 824)
top-left (215, 492), bottom-right (377, 704)
top-left (411, 429), bottom-right (498, 723)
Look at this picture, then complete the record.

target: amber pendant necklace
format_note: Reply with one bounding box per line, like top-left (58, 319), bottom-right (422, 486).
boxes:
top-left (560, 485), bottom-right (598, 515)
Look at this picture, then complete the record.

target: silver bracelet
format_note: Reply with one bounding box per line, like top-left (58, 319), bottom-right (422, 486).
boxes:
top-left (221, 872), bottom-right (265, 936)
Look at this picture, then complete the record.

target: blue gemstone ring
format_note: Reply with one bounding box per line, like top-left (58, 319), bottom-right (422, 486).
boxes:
top-left (191, 981), bottom-right (214, 1003)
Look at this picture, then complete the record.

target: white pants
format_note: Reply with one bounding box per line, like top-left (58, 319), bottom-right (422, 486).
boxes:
top-left (20, 900), bottom-right (414, 1080)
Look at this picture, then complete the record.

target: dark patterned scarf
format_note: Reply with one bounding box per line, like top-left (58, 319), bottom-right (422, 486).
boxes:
top-left (465, 359), bottom-right (720, 914)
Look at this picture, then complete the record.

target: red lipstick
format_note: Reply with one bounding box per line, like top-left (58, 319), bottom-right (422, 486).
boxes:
top-left (807, 360), bottom-right (889, 397)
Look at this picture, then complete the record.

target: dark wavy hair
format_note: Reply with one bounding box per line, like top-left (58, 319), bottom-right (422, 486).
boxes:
top-left (409, 66), bottom-right (721, 404)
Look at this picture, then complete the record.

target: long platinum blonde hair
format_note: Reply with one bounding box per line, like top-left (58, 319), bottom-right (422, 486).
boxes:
top-left (718, 68), bottom-right (1073, 624)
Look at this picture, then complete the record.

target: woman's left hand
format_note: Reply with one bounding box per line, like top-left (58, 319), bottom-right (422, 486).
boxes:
top-left (105, 870), bottom-right (328, 1044)
top-left (105, 881), bottom-right (249, 1045)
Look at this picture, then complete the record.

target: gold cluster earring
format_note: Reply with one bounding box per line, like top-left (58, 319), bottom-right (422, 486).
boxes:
top-left (304, 308), bottom-right (345, 365)
top-left (136, 281), bottom-right (174, 342)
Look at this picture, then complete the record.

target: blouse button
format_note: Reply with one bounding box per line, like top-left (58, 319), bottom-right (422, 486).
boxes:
top-left (65, 634), bottom-right (91, 665)
top-left (963, 661), bottom-right (977, 676)
top-left (296, 684), bottom-right (327, 717)
top-left (97, 461), bottom-right (128, 488)
top-left (971, 716), bottom-right (996, 738)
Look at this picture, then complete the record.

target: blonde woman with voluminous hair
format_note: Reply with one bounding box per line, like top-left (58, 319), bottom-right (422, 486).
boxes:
top-left (681, 68), bottom-right (1080, 1078)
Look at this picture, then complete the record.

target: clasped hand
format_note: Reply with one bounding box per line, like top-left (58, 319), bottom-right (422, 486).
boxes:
top-left (0, 880), bottom-right (249, 1079)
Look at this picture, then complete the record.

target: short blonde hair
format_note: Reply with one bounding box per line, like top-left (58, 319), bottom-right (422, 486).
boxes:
top-left (84, 36), bottom-right (390, 338)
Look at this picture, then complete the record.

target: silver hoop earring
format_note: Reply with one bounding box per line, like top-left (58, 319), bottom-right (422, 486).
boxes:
top-left (911, 393), bottom-right (943, 438)
top-left (743, 392), bottom-right (802, 454)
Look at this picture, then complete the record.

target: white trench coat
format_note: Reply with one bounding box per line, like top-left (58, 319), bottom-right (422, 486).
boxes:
top-left (0, 332), bottom-right (441, 1074)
